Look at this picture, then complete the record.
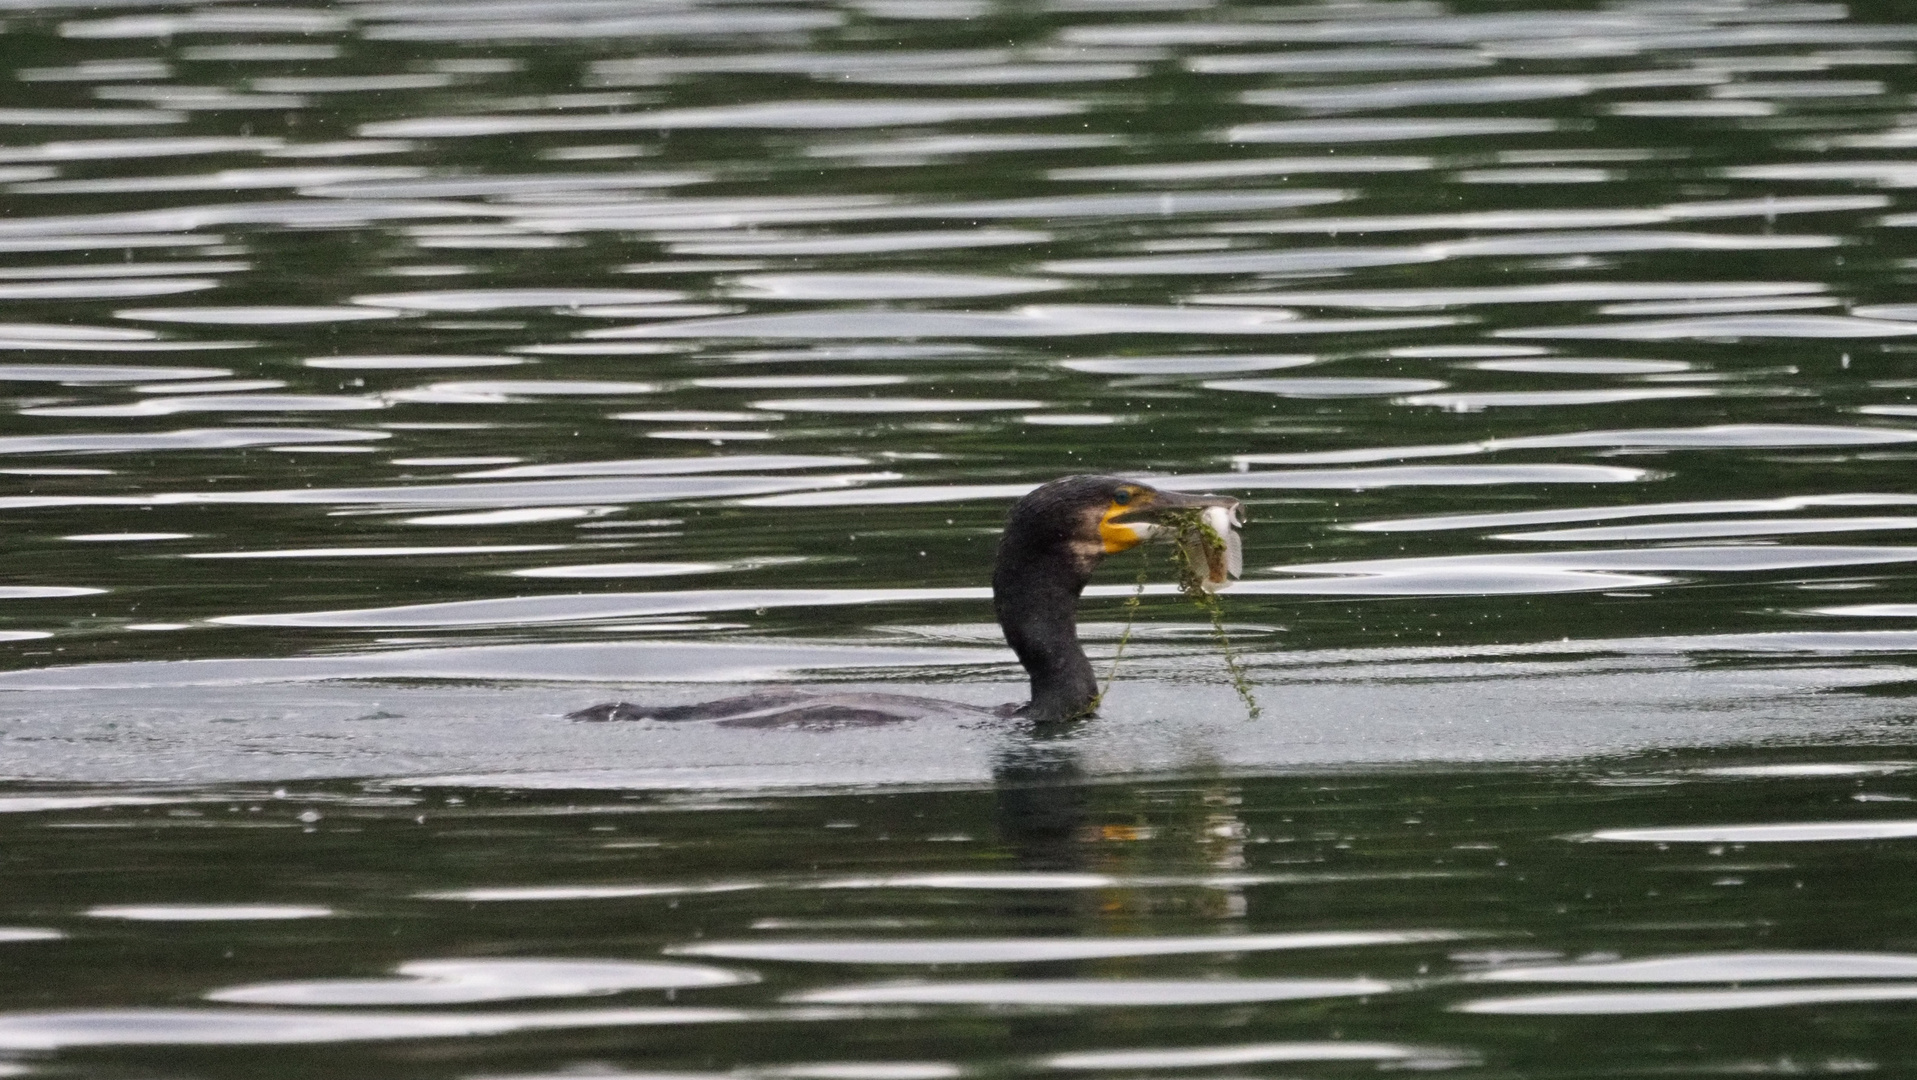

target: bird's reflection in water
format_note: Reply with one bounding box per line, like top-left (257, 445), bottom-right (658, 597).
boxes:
top-left (991, 722), bottom-right (1255, 926)
top-left (991, 721), bottom-right (1092, 872)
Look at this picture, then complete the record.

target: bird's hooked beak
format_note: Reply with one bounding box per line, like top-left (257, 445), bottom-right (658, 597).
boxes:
top-left (1098, 485), bottom-right (1245, 588)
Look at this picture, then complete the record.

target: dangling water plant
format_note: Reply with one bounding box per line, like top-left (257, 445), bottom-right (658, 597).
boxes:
top-left (1099, 508), bottom-right (1261, 720)
top-left (1161, 507), bottom-right (1262, 719)
top-left (1096, 561), bottom-right (1151, 713)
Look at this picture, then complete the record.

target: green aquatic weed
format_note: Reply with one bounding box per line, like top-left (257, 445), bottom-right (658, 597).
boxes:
top-left (1095, 561), bottom-right (1151, 715)
top-left (1099, 509), bottom-right (1262, 720)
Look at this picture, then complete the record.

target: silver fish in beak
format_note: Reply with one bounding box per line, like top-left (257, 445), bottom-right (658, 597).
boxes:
top-left (1180, 501), bottom-right (1244, 593)
top-left (1101, 485), bottom-right (1244, 592)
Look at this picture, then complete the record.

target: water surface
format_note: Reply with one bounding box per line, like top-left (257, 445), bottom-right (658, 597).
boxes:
top-left (6, 0), bottom-right (1917, 1073)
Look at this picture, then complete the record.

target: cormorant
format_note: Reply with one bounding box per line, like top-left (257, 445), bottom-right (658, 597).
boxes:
top-left (569, 475), bottom-right (1243, 727)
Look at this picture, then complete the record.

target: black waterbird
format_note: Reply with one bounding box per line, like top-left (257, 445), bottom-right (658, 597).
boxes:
top-left (570, 475), bottom-right (1243, 727)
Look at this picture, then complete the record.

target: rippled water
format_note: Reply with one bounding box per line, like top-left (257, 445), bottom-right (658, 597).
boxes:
top-left (8, 0), bottom-right (1917, 1072)
top-left (15, 759), bottom-right (1917, 1076)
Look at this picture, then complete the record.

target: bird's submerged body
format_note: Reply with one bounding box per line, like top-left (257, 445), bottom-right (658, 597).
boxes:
top-left (570, 688), bottom-right (1010, 728)
top-left (569, 475), bottom-right (1242, 728)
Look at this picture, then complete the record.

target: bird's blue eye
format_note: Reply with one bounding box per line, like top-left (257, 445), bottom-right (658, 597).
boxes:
top-left (1113, 490), bottom-right (1132, 505)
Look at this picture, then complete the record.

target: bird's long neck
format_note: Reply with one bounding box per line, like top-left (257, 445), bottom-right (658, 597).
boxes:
top-left (993, 537), bottom-right (1099, 724)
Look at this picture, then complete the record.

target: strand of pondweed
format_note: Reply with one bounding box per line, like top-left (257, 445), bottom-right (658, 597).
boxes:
top-left (1095, 558), bottom-right (1150, 713)
top-left (1197, 597), bottom-right (1261, 719)
top-left (1160, 509), bottom-right (1263, 719)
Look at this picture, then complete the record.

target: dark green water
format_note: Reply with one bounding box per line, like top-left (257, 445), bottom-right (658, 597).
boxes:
top-left (12, 756), bottom-right (1917, 1075)
top-left (8, 0), bottom-right (1917, 1072)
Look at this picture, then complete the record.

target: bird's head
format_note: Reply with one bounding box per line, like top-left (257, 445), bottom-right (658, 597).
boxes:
top-left (1000, 474), bottom-right (1244, 585)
